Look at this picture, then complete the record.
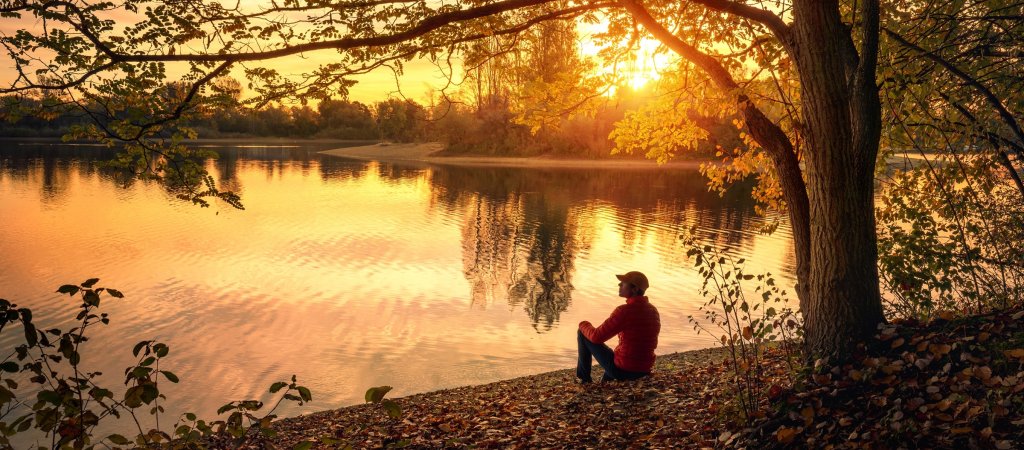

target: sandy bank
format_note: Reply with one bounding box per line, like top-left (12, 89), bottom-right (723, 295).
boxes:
top-left (319, 142), bottom-right (710, 169)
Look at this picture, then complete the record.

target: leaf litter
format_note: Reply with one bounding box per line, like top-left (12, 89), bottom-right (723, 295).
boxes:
top-left (220, 307), bottom-right (1024, 449)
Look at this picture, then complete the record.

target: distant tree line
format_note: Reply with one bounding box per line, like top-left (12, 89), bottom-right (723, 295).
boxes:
top-left (0, 21), bottom-right (739, 159)
top-left (0, 94), bottom-right (428, 143)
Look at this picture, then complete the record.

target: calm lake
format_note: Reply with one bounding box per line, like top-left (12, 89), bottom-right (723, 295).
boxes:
top-left (0, 140), bottom-right (795, 433)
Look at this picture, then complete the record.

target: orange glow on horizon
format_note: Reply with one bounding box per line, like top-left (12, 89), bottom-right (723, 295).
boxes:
top-left (0, 8), bottom-right (675, 105)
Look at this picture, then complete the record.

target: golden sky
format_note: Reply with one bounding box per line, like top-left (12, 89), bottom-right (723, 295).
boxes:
top-left (0, 7), bottom-right (670, 105)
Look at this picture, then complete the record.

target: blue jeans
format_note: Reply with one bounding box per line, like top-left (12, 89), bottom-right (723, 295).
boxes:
top-left (576, 330), bottom-right (649, 382)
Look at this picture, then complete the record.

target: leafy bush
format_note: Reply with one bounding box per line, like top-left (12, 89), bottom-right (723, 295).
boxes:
top-left (684, 234), bottom-right (803, 421)
top-left (0, 280), bottom-right (313, 449)
top-left (877, 156), bottom-right (1024, 320)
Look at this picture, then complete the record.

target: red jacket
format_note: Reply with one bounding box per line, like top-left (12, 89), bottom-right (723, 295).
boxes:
top-left (579, 296), bottom-right (660, 373)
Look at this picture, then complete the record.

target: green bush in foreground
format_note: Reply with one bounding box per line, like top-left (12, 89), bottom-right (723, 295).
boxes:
top-left (0, 280), bottom-right (318, 449)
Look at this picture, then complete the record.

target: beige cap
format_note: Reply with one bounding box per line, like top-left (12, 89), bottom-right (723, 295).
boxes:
top-left (615, 271), bottom-right (649, 291)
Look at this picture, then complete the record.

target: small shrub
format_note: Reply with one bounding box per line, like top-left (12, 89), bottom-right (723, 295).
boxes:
top-left (0, 280), bottom-right (313, 449)
top-left (683, 233), bottom-right (803, 421)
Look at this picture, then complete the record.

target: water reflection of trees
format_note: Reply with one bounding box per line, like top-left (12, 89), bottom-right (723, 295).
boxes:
top-left (0, 142), bottom-right (356, 206)
top-left (0, 144), bottom-right (114, 204)
top-left (6, 145), bottom-right (779, 330)
top-left (457, 191), bottom-right (577, 332)
top-left (424, 165), bottom-right (761, 331)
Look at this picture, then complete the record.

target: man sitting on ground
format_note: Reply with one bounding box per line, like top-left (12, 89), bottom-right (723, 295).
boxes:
top-left (576, 271), bottom-right (661, 383)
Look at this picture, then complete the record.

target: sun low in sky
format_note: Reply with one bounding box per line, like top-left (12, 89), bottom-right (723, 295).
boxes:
top-left (0, 6), bottom-right (670, 105)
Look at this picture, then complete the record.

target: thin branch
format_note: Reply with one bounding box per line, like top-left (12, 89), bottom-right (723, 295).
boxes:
top-left (49, 0), bottom-right (563, 64)
top-left (687, 0), bottom-right (791, 48)
top-left (885, 28), bottom-right (1024, 160)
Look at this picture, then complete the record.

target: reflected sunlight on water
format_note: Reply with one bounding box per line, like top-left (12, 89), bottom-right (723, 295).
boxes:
top-left (0, 141), bottom-right (795, 437)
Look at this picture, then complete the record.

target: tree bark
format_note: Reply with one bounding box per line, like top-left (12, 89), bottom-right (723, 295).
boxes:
top-left (791, 0), bottom-right (885, 356)
top-left (623, 0), bottom-right (887, 356)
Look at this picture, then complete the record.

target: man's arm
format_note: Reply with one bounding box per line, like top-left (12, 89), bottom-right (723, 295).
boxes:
top-left (579, 306), bottom-right (625, 344)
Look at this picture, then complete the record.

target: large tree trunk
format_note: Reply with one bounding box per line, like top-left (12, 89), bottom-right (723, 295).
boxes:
top-left (791, 0), bottom-right (886, 357)
top-left (622, 0), bottom-right (886, 356)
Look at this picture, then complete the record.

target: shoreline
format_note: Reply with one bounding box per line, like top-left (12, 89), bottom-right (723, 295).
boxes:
top-left (270, 346), bottom-right (733, 448)
top-left (319, 142), bottom-right (712, 169)
top-left (319, 142), bottom-right (945, 172)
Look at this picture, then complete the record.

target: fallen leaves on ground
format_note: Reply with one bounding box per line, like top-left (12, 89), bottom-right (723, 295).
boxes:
top-left (213, 306), bottom-right (1024, 449)
top-left (261, 348), bottom-right (746, 449)
top-left (735, 307), bottom-right (1024, 449)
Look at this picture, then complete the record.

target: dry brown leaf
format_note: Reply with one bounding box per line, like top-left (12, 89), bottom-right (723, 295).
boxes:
top-left (800, 406), bottom-right (815, 426)
top-left (775, 426), bottom-right (798, 443)
top-left (928, 343), bottom-right (952, 357)
top-left (973, 366), bottom-right (993, 382)
top-left (1002, 349), bottom-right (1024, 360)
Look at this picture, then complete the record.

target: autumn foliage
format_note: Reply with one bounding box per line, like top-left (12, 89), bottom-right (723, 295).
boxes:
top-left (734, 308), bottom-right (1024, 449)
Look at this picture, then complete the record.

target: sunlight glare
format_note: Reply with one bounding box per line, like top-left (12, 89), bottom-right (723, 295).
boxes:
top-left (577, 18), bottom-right (672, 93)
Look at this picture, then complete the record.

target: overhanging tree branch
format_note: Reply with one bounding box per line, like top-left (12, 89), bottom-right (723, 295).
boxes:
top-left (885, 28), bottom-right (1024, 163)
top-left (55, 0), bottom-right (564, 64)
top-left (687, 0), bottom-right (791, 48)
top-left (240, 2), bottom-right (612, 106)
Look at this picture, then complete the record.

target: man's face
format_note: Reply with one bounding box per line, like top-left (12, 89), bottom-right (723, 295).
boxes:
top-left (618, 281), bottom-right (633, 298)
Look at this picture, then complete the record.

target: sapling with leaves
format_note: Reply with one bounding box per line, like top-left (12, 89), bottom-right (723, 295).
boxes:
top-left (684, 233), bottom-right (802, 421)
top-left (0, 281), bottom-right (315, 449)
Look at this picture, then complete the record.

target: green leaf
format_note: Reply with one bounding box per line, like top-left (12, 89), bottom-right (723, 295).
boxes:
top-left (57, 285), bottom-right (80, 296)
top-left (217, 403), bottom-right (235, 415)
top-left (297, 386), bottom-right (312, 402)
top-left (0, 387), bottom-right (12, 405)
top-left (81, 278), bottom-right (100, 288)
top-left (37, 390), bottom-right (61, 405)
top-left (130, 366), bottom-right (152, 379)
top-left (269, 382), bottom-right (288, 393)
top-left (0, 361), bottom-right (18, 373)
top-left (365, 386), bottom-right (392, 404)
top-left (107, 434), bottom-right (131, 445)
top-left (140, 384), bottom-right (159, 404)
top-left (124, 386), bottom-right (144, 408)
top-left (239, 400), bottom-right (263, 411)
top-left (106, 288), bottom-right (124, 298)
top-left (382, 399), bottom-right (402, 419)
top-left (89, 387), bottom-right (113, 401)
top-left (0, 385), bottom-right (13, 407)
top-left (132, 341), bottom-right (148, 357)
top-left (161, 371), bottom-right (179, 383)
top-left (16, 416), bottom-right (32, 432)
top-left (23, 322), bottom-right (37, 347)
top-left (293, 442), bottom-right (314, 450)
top-left (83, 290), bottom-right (101, 307)
top-left (185, 412), bottom-right (196, 421)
